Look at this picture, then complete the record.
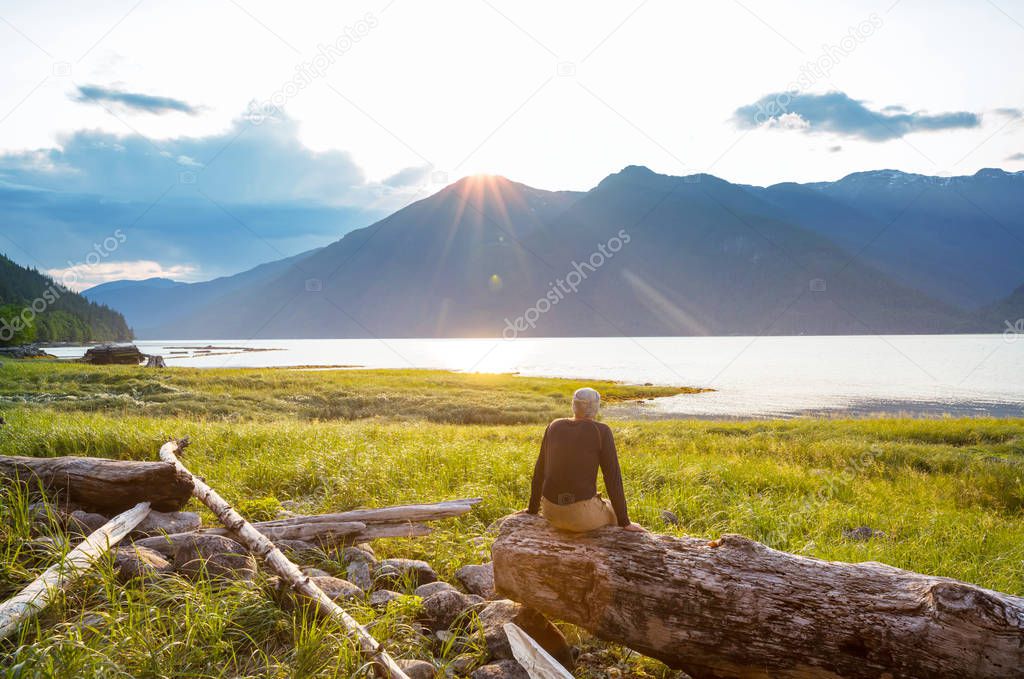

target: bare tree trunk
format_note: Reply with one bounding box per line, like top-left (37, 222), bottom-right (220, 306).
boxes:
top-left (491, 513), bottom-right (1024, 679)
top-left (0, 455), bottom-right (193, 513)
top-left (158, 440), bottom-right (409, 679)
top-left (0, 502), bottom-right (151, 640)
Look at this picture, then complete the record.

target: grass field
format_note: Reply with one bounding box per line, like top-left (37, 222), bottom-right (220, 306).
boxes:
top-left (0, 361), bottom-right (1022, 677)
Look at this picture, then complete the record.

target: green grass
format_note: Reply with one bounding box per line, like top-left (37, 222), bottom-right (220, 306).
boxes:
top-left (0, 361), bottom-right (697, 424)
top-left (0, 361), bottom-right (1022, 677)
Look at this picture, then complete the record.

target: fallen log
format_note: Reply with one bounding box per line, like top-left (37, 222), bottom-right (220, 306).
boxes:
top-left (251, 498), bottom-right (482, 529)
top-left (0, 502), bottom-right (151, 640)
top-left (0, 455), bottom-right (194, 513)
top-left (81, 343), bottom-right (145, 365)
top-left (491, 513), bottom-right (1024, 679)
top-left (159, 440), bottom-right (410, 679)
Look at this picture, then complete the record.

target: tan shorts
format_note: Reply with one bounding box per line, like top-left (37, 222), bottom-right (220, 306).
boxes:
top-left (541, 495), bottom-right (618, 532)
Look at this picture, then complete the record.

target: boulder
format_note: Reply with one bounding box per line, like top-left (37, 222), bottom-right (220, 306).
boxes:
top-left (276, 539), bottom-right (320, 560)
top-left (346, 561), bottom-right (373, 591)
top-left (301, 567), bottom-right (330, 578)
top-left (418, 589), bottom-right (484, 631)
top-left (173, 534), bottom-right (258, 581)
top-left (471, 660), bottom-right (528, 679)
top-left (114, 545), bottom-right (173, 582)
top-left (414, 581), bottom-right (457, 598)
top-left (341, 545), bottom-right (377, 565)
top-left (477, 600), bottom-right (572, 669)
top-left (68, 509), bottom-right (108, 535)
top-left (310, 575), bottom-right (363, 601)
top-left (396, 659), bottom-right (435, 679)
top-left (456, 563), bottom-right (496, 599)
top-left (375, 558), bottom-right (437, 589)
top-left (132, 510), bottom-right (201, 537)
top-left (370, 589), bottom-right (404, 608)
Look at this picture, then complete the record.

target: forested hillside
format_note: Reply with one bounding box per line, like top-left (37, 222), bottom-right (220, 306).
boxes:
top-left (0, 254), bottom-right (132, 345)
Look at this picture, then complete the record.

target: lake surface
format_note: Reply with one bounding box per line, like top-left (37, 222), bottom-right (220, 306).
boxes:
top-left (47, 335), bottom-right (1024, 419)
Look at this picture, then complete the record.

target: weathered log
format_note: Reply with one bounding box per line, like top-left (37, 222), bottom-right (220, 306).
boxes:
top-left (252, 498), bottom-right (481, 529)
top-left (491, 513), bottom-right (1024, 679)
top-left (504, 622), bottom-right (572, 679)
top-left (0, 502), bottom-right (151, 640)
top-left (159, 440), bottom-right (410, 679)
top-left (81, 343), bottom-right (145, 365)
top-left (0, 455), bottom-right (194, 513)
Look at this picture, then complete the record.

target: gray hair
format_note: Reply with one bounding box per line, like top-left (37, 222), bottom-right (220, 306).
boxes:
top-left (572, 387), bottom-right (601, 418)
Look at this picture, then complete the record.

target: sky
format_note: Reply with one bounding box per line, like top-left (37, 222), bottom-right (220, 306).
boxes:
top-left (0, 0), bottom-right (1022, 287)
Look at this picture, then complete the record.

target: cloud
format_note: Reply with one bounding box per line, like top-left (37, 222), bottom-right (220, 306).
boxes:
top-left (74, 84), bottom-right (201, 115)
top-left (382, 164), bottom-right (432, 187)
top-left (1008, 152), bottom-right (1024, 161)
top-left (733, 91), bottom-right (982, 141)
top-left (0, 109), bottom-right (418, 280)
top-left (46, 260), bottom-right (200, 291)
top-left (994, 107), bottom-right (1023, 118)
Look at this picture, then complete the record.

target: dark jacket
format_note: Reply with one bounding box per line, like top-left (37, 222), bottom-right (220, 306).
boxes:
top-left (527, 417), bottom-right (630, 526)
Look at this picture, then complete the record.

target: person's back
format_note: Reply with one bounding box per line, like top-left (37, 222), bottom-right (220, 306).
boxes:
top-left (525, 388), bottom-right (644, 533)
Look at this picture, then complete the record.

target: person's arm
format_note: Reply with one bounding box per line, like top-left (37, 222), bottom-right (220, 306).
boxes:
top-left (597, 426), bottom-right (631, 527)
top-left (526, 424), bottom-right (549, 514)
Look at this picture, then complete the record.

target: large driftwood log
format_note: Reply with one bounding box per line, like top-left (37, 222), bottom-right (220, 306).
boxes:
top-left (159, 440), bottom-right (410, 679)
top-left (0, 455), bottom-right (194, 513)
top-left (492, 513), bottom-right (1024, 679)
top-left (0, 502), bottom-right (151, 640)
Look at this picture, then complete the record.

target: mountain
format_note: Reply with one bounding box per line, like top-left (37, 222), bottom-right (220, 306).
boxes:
top-left (0, 254), bottom-right (132, 344)
top-left (88, 166), bottom-right (1023, 339)
top-left (752, 169), bottom-right (1024, 309)
top-left (84, 248), bottom-right (321, 336)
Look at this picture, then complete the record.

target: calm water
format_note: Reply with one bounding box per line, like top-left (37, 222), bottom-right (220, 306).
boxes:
top-left (47, 335), bottom-right (1024, 419)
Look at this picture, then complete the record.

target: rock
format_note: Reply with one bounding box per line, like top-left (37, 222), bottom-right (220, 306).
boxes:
top-left (370, 589), bottom-right (404, 608)
top-left (414, 581), bottom-right (457, 598)
top-left (456, 563), bottom-right (495, 599)
top-left (114, 545), bottom-right (173, 581)
top-left (419, 589), bottom-right (484, 631)
top-left (279, 500), bottom-right (300, 510)
top-left (471, 660), bottom-right (528, 679)
top-left (173, 534), bottom-right (258, 581)
top-left (347, 561), bottom-right (373, 591)
top-left (477, 600), bottom-right (572, 669)
top-left (397, 659), bottom-right (435, 679)
top-left (132, 510), bottom-right (201, 537)
top-left (375, 558), bottom-right (437, 589)
top-left (660, 509), bottom-right (680, 525)
top-left (842, 526), bottom-right (886, 541)
top-left (68, 509), bottom-right (108, 535)
top-left (449, 654), bottom-right (478, 676)
top-left (302, 567), bottom-right (330, 578)
top-left (277, 539), bottom-right (320, 560)
top-left (310, 575), bottom-right (362, 601)
top-left (341, 545), bottom-right (376, 565)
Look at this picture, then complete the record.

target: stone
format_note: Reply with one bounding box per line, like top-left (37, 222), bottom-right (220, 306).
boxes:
top-left (346, 561), bottom-right (373, 591)
top-left (456, 563), bottom-right (495, 599)
top-left (113, 545), bottom-right (173, 582)
top-left (68, 509), bottom-right (108, 535)
top-left (414, 581), bottom-right (457, 598)
top-left (302, 567), bottom-right (330, 578)
top-left (341, 545), bottom-right (376, 566)
top-left (370, 589), bottom-right (404, 608)
top-left (172, 534), bottom-right (258, 581)
top-left (470, 660), bottom-right (528, 679)
top-left (132, 510), bottom-right (201, 537)
top-left (397, 659), bottom-right (435, 679)
top-left (277, 539), bottom-right (320, 560)
top-left (419, 589), bottom-right (485, 631)
top-left (660, 509), bottom-right (680, 525)
top-left (842, 526), bottom-right (886, 541)
top-left (477, 600), bottom-right (572, 669)
top-left (375, 558), bottom-right (437, 589)
top-left (310, 575), bottom-right (362, 601)
top-left (448, 654), bottom-right (478, 676)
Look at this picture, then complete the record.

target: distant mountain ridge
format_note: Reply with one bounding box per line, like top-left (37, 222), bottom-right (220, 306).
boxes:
top-left (0, 254), bottom-right (132, 344)
top-left (86, 167), bottom-right (1024, 339)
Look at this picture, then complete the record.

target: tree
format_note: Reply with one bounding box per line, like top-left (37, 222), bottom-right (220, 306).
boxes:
top-left (0, 303), bottom-right (37, 346)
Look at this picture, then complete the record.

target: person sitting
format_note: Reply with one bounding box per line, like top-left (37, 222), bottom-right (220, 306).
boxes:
top-left (524, 387), bottom-right (644, 532)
